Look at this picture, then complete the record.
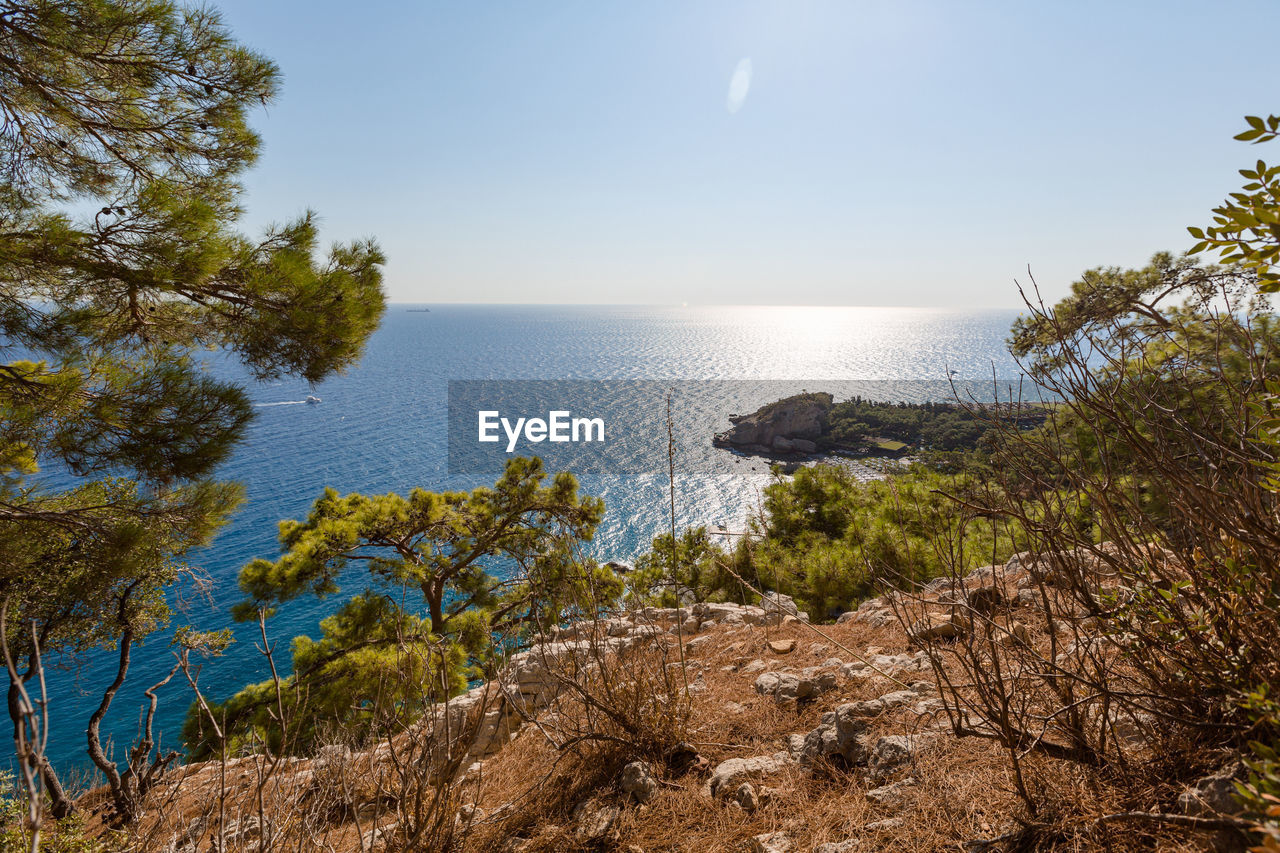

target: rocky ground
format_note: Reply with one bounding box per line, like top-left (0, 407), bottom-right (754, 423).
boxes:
top-left (102, 556), bottom-right (1249, 853)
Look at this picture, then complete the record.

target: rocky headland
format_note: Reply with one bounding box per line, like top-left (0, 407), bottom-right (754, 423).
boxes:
top-left (714, 392), bottom-right (832, 457)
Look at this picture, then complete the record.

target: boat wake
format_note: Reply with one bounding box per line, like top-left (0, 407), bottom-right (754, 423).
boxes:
top-left (254, 400), bottom-right (310, 407)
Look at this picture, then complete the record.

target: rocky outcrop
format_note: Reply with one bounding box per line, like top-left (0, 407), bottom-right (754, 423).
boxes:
top-left (621, 761), bottom-right (660, 804)
top-left (754, 668), bottom-right (838, 703)
top-left (716, 392), bottom-right (832, 454)
top-left (790, 688), bottom-right (921, 768)
top-left (707, 753), bottom-right (795, 798)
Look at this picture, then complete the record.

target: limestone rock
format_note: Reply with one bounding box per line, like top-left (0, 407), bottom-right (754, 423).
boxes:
top-left (792, 688), bottom-right (920, 769)
top-left (908, 612), bottom-right (967, 642)
top-left (1178, 764), bottom-right (1244, 817)
top-left (749, 831), bottom-right (795, 853)
top-left (730, 782), bottom-right (759, 812)
top-left (769, 638), bottom-right (796, 654)
top-left (867, 734), bottom-right (931, 783)
top-left (761, 591), bottom-right (810, 623)
top-left (685, 634), bottom-right (714, 653)
top-left (708, 752), bottom-right (794, 798)
top-left (722, 393), bottom-right (830, 449)
top-left (621, 761), bottom-right (660, 804)
top-left (572, 801), bottom-right (620, 841)
top-left (754, 668), bottom-right (838, 703)
top-left (865, 776), bottom-right (915, 806)
top-left (814, 842), bottom-right (859, 853)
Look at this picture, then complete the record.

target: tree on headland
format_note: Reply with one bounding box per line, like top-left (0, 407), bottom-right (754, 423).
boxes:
top-left (191, 457), bottom-right (614, 758)
top-left (0, 0), bottom-right (384, 821)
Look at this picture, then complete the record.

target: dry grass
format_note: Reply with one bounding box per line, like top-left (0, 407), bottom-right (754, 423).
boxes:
top-left (66, 607), bottom-right (1242, 852)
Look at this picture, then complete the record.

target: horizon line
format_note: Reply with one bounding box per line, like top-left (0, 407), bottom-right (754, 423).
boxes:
top-left (385, 301), bottom-right (1028, 310)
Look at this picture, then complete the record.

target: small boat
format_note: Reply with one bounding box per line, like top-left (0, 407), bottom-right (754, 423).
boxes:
top-left (305, 395), bottom-right (322, 404)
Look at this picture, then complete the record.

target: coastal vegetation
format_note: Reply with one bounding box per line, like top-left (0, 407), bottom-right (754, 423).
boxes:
top-left (1, 0), bottom-right (1279, 850)
top-left (187, 457), bottom-right (615, 759)
top-left (0, 0), bottom-right (385, 837)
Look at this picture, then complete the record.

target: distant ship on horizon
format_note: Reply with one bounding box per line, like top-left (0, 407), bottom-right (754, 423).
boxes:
top-left (406, 307), bottom-right (431, 312)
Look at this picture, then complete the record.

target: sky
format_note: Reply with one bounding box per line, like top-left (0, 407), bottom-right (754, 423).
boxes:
top-left (214, 0), bottom-right (1279, 307)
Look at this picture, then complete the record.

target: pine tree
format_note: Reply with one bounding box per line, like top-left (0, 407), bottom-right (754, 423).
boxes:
top-left (192, 458), bottom-right (614, 758)
top-left (0, 0), bottom-right (385, 818)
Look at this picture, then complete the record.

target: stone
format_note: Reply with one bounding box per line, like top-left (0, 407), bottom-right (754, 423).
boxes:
top-left (730, 782), bottom-right (759, 812)
top-left (754, 668), bottom-right (838, 703)
top-left (791, 689), bottom-right (920, 769)
top-left (963, 585), bottom-right (1004, 615)
top-left (707, 752), bottom-right (794, 798)
top-left (685, 634), bottom-right (714, 653)
top-left (964, 564), bottom-right (1002, 583)
top-left (908, 612), bottom-right (967, 642)
top-left (749, 831), bottom-right (795, 853)
top-left (839, 660), bottom-right (867, 678)
top-left (856, 607), bottom-right (895, 627)
top-left (621, 761), bottom-right (660, 804)
top-left (867, 735), bottom-right (930, 783)
top-left (923, 576), bottom-right (963, 595)
top-left (456, 803), bottom-right (485, 825)
top-left (1178, 764), bottom-right (1244, 817)
top-left (769, 638), bottom-right (796, 654)
top-left (761, 591), bottom-right (809, 622)
top-left (865, 817), bottom-right (904, 831)
top-left (572, 801), bottom-right (620, 841)
top-left (814, 841), bottom-right (859, 853)
top-left (865, 776), bottom-right (915, 806)
top-left (723, 394), bottom-right (828, 449)
top-left (743, 658), bottom-right (768, 673)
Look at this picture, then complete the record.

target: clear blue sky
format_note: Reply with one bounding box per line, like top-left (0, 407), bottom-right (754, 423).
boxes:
top-left (215, 0), bottom-right (1278, 307)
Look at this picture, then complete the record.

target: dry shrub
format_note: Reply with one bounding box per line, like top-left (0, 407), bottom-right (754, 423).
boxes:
top-left (466, 617), bottom-right (696, 851)
top-left (894, 265), bottom-right (1277, 848)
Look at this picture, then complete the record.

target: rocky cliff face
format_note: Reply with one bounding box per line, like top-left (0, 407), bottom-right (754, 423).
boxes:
top-left (719, 392), bottom-right (832, 454)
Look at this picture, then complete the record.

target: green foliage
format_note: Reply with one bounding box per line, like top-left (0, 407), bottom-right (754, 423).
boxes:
top-left (625, 527), bottom-right (737, 607)
top-left (1189, 114), bottom-right (1280, 292)
top-left (184, 594), bottom-right (465, 760)
top-left (0, 0), bottom-right (385, 813)
top-left (824, 397), bottom-right (1011, 455)
top-left (0, 477), bottom-right (241, 666)
top-left (630, 463), bottom-right (1025, 620)
top-left (0, 769), bottom-right (121, 851)
top-left (746, 463), bottom-right (1023, 618)
top-left (201, 458), bottom-right (611, 756)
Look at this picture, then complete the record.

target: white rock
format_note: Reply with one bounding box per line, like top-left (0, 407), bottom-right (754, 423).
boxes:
top-left (621, 761), bottom-right (660, 804)
top-left (750, 831), bottom-right (795, 853)
top-left (707, 752), bottom-right (794, 798)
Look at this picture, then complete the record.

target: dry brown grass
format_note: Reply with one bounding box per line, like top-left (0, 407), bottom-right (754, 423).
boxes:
top-left (70, 607), bottom-right (1241, 852)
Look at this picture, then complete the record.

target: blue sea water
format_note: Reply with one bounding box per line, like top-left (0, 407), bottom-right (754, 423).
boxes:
top-left (32, 304), bottom-right (1023, 772)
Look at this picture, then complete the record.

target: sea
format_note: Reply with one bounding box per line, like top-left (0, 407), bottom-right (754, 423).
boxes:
top-left (29, 304), bottom-right (1024, 773)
